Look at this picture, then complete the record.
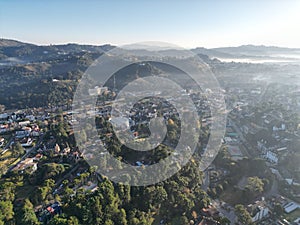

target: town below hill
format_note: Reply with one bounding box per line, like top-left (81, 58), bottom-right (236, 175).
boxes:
top-left (0, 39), bottom-right (300, 225)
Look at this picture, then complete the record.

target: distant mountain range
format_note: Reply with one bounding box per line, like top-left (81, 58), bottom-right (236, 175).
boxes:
top-left (1, 38), bottom-right (300, 62)
top-left (0, 38), bottom-right (114, 63)
top-left (192, 45), bottom-right (300, 61)
top-left (0, 38), bottom-right (300, 109)
top-left (0, 39), bottom-right (31, 47)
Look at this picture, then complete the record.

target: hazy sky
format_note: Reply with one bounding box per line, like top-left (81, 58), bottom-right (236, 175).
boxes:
top-left (1, 0), bottom-right (300, 48)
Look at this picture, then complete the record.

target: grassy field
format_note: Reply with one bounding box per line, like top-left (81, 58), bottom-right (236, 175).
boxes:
top-left (0, 157), bottom-right (17, 167)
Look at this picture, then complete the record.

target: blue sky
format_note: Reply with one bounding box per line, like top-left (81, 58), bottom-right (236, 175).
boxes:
top-left (1, 0), bottom-right (300, 48)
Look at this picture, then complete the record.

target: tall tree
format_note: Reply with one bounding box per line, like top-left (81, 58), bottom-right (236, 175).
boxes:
top-left (21, 199), bottom-right (39, 225)
top-left (0, 200), bottom-right (14, 224)
top-left (235, 204), bottom-right (252, 225)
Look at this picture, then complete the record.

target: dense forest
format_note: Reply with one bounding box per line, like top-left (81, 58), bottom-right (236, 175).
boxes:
top-left (0, 111), bottom-right (215, 225)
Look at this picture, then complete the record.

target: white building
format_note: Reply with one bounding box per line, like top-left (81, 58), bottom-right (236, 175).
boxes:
top-left (252, 206), bottom-right (269, 223)
top-left (273, 123), bottom-right (286, 131)
top-left (284, 202), bottom-right (300, 214)
top-left (265, 150), bottom-right (278, 164)
top-left (19, 120), bottom-right (31, 127)
top-left (88, 86), bottom-right (108, 96)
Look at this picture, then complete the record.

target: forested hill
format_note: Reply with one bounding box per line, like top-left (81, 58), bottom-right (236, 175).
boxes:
top-left (1, 39), bottom-right (291, 110)
top-left (0, 39), bottom-right (215, 110)
top-left (0, 39), bottom-right (115, 109)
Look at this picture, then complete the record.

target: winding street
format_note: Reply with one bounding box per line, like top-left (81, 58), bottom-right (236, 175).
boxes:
top-left (7, 133), bottom-right (45, 173)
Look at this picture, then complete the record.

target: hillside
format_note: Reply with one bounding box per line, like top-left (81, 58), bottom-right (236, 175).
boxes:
top-left (1, 39), bottom-right (299, 109)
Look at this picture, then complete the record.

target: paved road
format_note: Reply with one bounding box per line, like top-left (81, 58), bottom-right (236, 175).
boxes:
top-left (227, 117), bottom-right (251, 157)
top-left (266, 178), bottom-right (279, 198)
top-left (7, 134), bottom-right (44, 173)
top-left (211, 199), bottom-right (236, 225)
